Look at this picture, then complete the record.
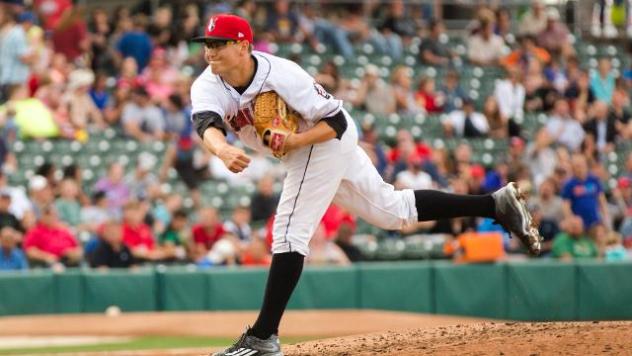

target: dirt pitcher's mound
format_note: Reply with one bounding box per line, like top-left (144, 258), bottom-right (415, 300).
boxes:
top-left (0, 310), bottom-right (485, 338)
top-left (284, 321), bottom-right (632, 356)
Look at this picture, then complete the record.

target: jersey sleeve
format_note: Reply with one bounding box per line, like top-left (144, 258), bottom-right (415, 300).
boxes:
top-left (271, 60), bottom-right (343, 122)
top-left (190, 77), bottom-right (226, 117)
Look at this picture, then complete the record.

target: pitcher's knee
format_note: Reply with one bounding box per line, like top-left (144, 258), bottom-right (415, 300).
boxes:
top-left (362, 190), bottom-right (418, 230)
top-left (272, 238), bottom-right (309, 256)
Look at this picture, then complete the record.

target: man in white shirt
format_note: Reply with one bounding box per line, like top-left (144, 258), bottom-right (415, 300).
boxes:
top-left (494, 68), bottom-right (525, 122)
top-left (544, 98), bottom-right (585, 152)
top-left (395, 154), bottom-right (434, 190)
top-left (467, 18), bottom-right (506, 66)
top-left (524, 130), bottom-right (558, 188)
top-left (0, 171), bottom-right (30, 220)
top-left (442, 98), bottom-right (489, 138)
top-left (518, 1), bottom-right (548, 36)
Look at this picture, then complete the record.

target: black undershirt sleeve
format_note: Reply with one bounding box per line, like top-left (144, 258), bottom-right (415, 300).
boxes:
top-left (320, 110), bottom-right (347, 140)
top-left (192, 111), bottom-right (226, 139)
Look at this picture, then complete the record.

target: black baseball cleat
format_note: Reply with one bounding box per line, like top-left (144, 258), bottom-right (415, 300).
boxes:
top-left (492, 182), bottom-right (543, 255)
top-left (211, 327), bottom-right (283, 356)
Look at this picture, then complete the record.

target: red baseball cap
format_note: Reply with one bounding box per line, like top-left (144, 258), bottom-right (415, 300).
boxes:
top-left (470, 164), bottom-right (485, 179)
top-left (192, 13), bottom-right (253, 44)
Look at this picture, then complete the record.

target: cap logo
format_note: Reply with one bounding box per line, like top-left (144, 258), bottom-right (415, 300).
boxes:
top-left (238, 32), bottom-right (244, 38)
top-left (207, 17), bottom-right (217, 32)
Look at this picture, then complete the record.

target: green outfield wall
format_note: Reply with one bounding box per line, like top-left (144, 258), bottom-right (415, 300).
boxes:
top-left (1, 261), bottom-right (631, 321)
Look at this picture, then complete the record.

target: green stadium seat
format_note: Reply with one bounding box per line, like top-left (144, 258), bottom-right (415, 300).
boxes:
top-left (403, 234), bottom-right (434, 260)
top-left (351, 234), bottom-right (378, 260)
top-left (374, 238), bottom-right (406, 260)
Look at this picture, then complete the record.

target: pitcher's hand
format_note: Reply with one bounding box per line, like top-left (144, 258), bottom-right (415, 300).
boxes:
top-left (218, 145), bottom-right (251, 173)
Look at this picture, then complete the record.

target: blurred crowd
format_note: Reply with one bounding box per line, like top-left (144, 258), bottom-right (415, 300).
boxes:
top-left (1, 0), bottom-right (632, 271)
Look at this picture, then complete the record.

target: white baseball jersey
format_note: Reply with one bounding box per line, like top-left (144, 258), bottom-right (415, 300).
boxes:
top-left (191, 51), bottom-right (418, 256)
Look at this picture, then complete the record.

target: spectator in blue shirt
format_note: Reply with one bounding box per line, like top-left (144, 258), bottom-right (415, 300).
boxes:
top-left (0, 4), bottom-right (32, 102)
top-left (561, 154), bottom-right (610, 230)
top-left (590, 58), bottom-right (615, 104)
top-left (265, 0), bottom-right (300, 43)
top-left (482, 161), bottom-right (509, 193)
top-left (89, 72), bottom-right (110, 111)
top-left (0, 227), bottom-right (28, 271)
top-left (438, 70), bottom-right (467, 114)
top-left (116, 16), bottom-right (153, 71)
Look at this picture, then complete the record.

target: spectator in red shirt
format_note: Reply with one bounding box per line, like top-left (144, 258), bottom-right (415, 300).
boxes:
top-left (191, 207), bottom-right (225, 261)
top-left (117, 57), bottom-right (142, 90)
top-left (415, 76), bottom-right (442, 113)
top-left (23, 205), bottom-right (82, 267)
top-left (321, 204), bottom-right (356, 239)
top-left (265, 205), bottom-right (356, 246)
top-left (387, 129), bottom-right (432, 182)
top-left (387, 129), bottom-right (432, 164)
top-left (51, 6), bottom-right (89, 62)
top-left (34, 0), bottom-right (73, 31)
top-left (121, 201), bottom-right (161, 261)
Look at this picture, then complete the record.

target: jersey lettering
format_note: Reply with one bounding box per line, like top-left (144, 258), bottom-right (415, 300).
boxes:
top-left (227, 106), bottom-right (254, 132)
top-left (313, 82), bottom-right (331, 99)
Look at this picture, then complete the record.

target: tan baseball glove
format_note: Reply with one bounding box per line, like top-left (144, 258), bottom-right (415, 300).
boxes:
top-left (253, 91), bottom-right (300, 158)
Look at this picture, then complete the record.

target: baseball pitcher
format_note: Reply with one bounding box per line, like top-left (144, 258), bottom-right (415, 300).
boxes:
top-left (190, 14), bottom-right (542, 356)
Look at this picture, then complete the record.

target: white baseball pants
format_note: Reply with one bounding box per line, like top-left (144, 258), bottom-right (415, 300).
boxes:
top-left (272, 113), bottom-right (418, 256)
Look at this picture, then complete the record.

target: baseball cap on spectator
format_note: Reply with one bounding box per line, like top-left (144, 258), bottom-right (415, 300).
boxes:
top-left (68, 69), bottom-right (95, 90)
top-left (191, 14), bottom-right (253, 45)
top-left (28, 175), bottom-right (48, 191)
top-left (618, 177), bottom-right (631, 189)
top-left (17, 11), bottom-right (35, 23)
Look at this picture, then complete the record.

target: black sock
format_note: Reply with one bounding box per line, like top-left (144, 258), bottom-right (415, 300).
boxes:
top-left (249, 252), bottom-right (304, 339)
top-left (414, 190), bottom-right (496, 221)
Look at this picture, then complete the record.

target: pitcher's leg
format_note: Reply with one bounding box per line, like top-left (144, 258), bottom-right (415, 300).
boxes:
top-left (334, 147), bottom-right (542, 254)
top-left (253, 139), bottom-right (352, 340)
top-left (272, 144), bottom-right (349, 255)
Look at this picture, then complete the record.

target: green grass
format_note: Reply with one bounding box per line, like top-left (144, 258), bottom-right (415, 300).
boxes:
top-left (0, 336), bottom-right (315, 355)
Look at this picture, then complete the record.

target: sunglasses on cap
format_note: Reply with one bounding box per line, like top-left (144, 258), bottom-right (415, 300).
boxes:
top-left (204, 39), bottom-right (236, 49)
